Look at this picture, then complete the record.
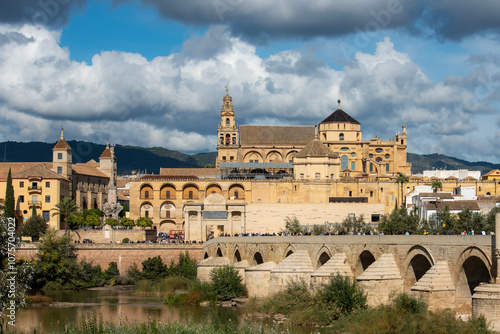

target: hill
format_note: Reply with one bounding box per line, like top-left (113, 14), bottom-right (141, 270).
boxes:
top-left (1, 141), bottom-right (498, 176)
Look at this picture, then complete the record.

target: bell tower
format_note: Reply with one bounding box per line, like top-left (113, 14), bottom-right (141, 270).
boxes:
top-left (216, 87), bottom-right (239, 167)
top-left (52, 127), bottom-right (72, 180)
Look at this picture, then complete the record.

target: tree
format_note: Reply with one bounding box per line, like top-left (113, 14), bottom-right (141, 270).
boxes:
top-left (84, 213), bottom-right (101, 227)
top-left (137, 217), bottom-right (153, 228)
top-left (4, 168), bottom-right (15, 219)
top-left (52, 197), bottom-right (78, 231)
top-left (105, 218), bottom-right (119, 226)
top-left (120, 217), bottom-right (135, 228)
top-left (67, 213), bottom-right (84, 227)
top-left (431, 180), bottom-right (443, 193)
top-left (395, 172), bottom-right (410, 208)
top-left (20, 215), bottom-right (48, 241)
top-left (33, 228), bottom-right (79, 288)
top-left (282, 216), bottom-right (302, 235)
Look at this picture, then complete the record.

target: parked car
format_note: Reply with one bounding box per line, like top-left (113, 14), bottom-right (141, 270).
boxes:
top-left (83, 239), bottom-right (92, 243)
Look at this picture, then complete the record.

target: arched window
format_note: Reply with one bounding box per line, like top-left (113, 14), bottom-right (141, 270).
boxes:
top-left (341, 155), bottom-right (348, 170)
top-left (220, 137), bottom-right (223, 144)
top-left (315, 173), bottom-right (321, 180)
top-left (225, 134), bottom-right (230, 145)
top-left (339, 133), bottom-right (344, 141)
top-left (232, 136), bottom-right (236, 145)
top-left (225, 118), bottom-right (230, 126)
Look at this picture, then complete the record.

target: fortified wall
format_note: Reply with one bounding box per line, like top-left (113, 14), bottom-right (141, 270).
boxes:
top-left (18, 243), bottom-right (204, 274)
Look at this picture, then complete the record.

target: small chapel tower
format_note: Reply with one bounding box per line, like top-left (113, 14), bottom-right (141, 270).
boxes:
top-left (216, 87), bottom-right (239, 167)
top-left (52, 127), bottom-right (72, 180)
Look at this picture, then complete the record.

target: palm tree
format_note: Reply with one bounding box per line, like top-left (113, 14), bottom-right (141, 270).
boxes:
top-left (431, 180), bottom-right (443, 193)
top-left (396, 172), bottom-right (409, 208)
top-left (52, 197), bottom-right (78, 231)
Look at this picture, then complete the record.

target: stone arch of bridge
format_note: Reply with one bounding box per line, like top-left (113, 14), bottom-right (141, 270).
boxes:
top-left (253, 251), bottom-right (264, 266)
top-left (354, 250), bottom-right (377, 277)
top-left (402, 245), bottom-right (435, 291)
top-left (455, 246), bottom-right (492, 313)
top-left (233, 247), bottom-right (242, 263)
top-left (216, 245), bottom-right (224, 258)
top-left (315, 246), bottom-right (333, 270)
top-left (283, 245), bottom-right (296, 260)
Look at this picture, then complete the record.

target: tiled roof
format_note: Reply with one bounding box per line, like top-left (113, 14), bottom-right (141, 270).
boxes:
top-left (477, 195), bottom-right (500, 201)
top-left (483, 169), bottom-right (500, 177)
top-left (295, 137), bottom-right (338, 159)
top-left (140, 175), bottom-right (199, 181)
top-left (53, 129), bottom-right (72, 150)
top-left (0, 162), bottom-right (52, 179)
top-left (83, 159), bottom-right (99, 167)
top-left (72, 165), bottom-right (109, 178)
top-left (239, 125), bottom-right (315, 146)
top-left (419, 192), bottom-right (454, 199)
top-left (12, 164), bottom-right (68, 181)
top-left (100, 147), bottom-right (112, 158)
top-left (160, 168), bottom-right (220, 178)
top-left (426, 200), bottom-right (480, 211)
top-left (320, 109), bottom-right (360, 124)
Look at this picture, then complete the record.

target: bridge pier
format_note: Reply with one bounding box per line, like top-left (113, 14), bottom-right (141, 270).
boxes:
top-left (471, 212), bottom-right (500, 331)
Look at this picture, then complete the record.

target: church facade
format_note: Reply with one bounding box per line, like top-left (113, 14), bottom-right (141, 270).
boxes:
top-left (216, 90), bottom-right (411, 180)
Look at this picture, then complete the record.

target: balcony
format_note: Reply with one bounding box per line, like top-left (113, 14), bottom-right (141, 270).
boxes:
top-left (28, 186), bottom-right (42, 195)
top-left (28, 200), bottom-right (42, 208)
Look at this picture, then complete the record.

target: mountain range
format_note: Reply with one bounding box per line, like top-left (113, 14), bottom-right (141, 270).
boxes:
top-left (2, 141), bottom-right (498, 176)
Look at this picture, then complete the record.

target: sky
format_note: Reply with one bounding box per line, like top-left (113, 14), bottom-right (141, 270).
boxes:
top-left (0, 0), bottom-right (499, 163)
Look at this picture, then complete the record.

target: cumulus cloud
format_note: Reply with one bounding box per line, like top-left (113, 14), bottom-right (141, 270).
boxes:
top-left (0, 23), bottom-right (497, 162)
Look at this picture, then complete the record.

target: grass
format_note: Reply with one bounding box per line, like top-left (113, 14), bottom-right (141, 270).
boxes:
top-left (134, 276), bottom-right (191, 295)
top-left (4, 311), bottom-right (283, 334)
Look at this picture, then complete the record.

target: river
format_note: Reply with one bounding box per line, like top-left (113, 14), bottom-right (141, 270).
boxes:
top-left (16, 289), bottom-right (330, 334)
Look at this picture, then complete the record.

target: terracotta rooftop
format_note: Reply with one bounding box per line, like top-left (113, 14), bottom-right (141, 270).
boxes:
top-left (53, 128), bottom-right (72, 150)
top-left (426, 200), bottom-right (480, 211)
top-left (0, 162), bottom-right (52, 179)
top-left (239, 125), bottom-right (315, 146)
top-left (12, 164), bottom-right (68, 181)
top-left (477, 195), bottom-right (500, 201)
top-left (483, 169), bottom-right (500, 177)
top-left (419, 192), bottom-right (454, 199)
top-left (295, 136), bottom-right (338, 159)
top-left (72, 165), bottom-right (109, 178)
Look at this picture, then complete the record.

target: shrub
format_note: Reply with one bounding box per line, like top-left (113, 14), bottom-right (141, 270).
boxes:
top-left (103, 262), bottom-right (120, 280)
top-left (169, 252), bottom-right (197, 280)
top-left (142, 256), bottom-right (168, 280)
top-left (317, 273), bottom-right (367, 316)
top-left (126, 262), bottom-right (142, 282)
top-left (392, 292), bottom-right (427, 314)
top-left (122, 237), bottom-right (130, 243)
top-left (209, 265), bottom-right (246, 301)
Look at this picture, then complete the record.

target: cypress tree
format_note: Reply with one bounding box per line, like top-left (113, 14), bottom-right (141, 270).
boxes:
top-left (4, 168), bottom-right (15, 219)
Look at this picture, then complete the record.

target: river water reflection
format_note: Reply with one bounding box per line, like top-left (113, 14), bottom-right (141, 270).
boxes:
top-left (17, 289), bottom-right (330, 334)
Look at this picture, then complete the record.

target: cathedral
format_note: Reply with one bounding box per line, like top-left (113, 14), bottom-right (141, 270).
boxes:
top-left (216, 90), bottom-right (412, 180)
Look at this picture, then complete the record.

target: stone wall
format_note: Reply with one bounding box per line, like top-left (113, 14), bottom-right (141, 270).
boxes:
top-left (55, 228), bottom-right (157, 243)
top-left (18, 243), bottom-right (204, 274)
top-left (245, 203), bottom-right (384, 234)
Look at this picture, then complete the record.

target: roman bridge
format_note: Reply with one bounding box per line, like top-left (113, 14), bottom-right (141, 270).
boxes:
top-left (199, 234), bottom-right (499, 316)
